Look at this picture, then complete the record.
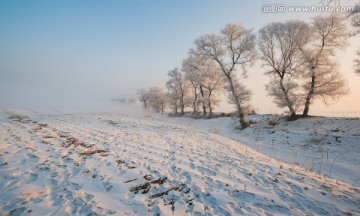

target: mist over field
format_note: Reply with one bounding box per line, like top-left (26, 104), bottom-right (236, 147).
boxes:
top-left (1, 0), bottom-right (359, 116)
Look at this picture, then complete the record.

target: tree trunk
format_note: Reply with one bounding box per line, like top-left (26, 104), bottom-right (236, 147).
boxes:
top-left (303, 67), bottom-right (316, 117)
top-left (174, 99), bottom-right (178, 114)
top-left (208, 90), bottom-right (213, 116)
top-left (279, 77), bottom-right (296, 118)
top-left (200, 86), bottom-right (206, 116)
top-left (180, 92), bottom-right (185, 115)
top-left (226, 75), bottom-right (248, 129)
top-left (193, 86), bottom-right (198, 113)
top-left (143, 99), bottom-right (148, 109)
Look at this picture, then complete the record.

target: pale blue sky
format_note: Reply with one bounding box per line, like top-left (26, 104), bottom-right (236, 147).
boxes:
top-left (1, 0), bottom-right (359, 115)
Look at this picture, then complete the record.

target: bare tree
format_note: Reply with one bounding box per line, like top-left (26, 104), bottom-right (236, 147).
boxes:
top-left (166, 68), bottom-right (189, 115)
top-left (136, 88), bottom-right (150, 109)
top-left (356, 50), bottom-right (360, 74)
top-left (166, 80), bottom-right (179, 114)
top-left (299, 14), bottom-right (349, 117)
top-left (166, 91), bottom-right (178, 114)
top-left (182, 53), bottom-right (223, 116)
top-left (349, 3), bottom-right (360, 75)
top-left (258, 20), bottom-right (309, 118)
top-left (201, 60), bottom-right (223, 115)
top-left (147, 87), bottom-right (167, 114)
top-left (182, 54), bottom-right (203, 114)
top-left (194, 23), bottom-right (256, 129)
top-left (349, 3), bottom-right (360, 36)
top-left (224, 74), bottom-right (252, 121)
top-left (265, 79), bottom-right (303, 114)
top-left (320, 0), bottom-right (360, 75)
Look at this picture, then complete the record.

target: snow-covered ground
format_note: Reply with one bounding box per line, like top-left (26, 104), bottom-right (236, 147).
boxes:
top-left (0, 109), bottom-right (359, 215)
top-left (160, 114), bottom-right (360, 188)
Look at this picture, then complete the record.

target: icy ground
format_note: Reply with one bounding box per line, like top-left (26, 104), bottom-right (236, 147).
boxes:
top-left (0, 110), bottom-right (359, 215)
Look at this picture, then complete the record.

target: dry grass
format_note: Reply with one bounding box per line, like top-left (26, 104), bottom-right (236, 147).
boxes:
top-left (268, 120), bottom-right (277, 126)
top-left (248, 120), bottom-right (257, 125)
top-left (7, 114), bottom-right (29, 121)
top-left (79, 149), bottom-right (109, 156)
top-left (310, 138), bottom-right (324, 146)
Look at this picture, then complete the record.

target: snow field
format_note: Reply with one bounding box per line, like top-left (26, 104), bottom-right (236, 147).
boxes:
top-left (0, 112), bottom-right (359, 215)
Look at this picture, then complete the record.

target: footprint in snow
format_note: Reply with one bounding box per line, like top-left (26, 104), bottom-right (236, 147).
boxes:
top-left (4, 172), bottom-right (38, 192)
top-left (189, 163), bottom-right (195, 170)
top-left (179, 171), bottom-right (192, 184)
top-left (101, 177), bottom-right (113, 192)
top-left (230, 190), bottom-right (256, 204)
top-left (205, 176), bottom-right (215, 188)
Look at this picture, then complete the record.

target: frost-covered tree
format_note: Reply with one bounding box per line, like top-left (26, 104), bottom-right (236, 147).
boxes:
top-left (182, 53), bottom-right (223, 116)
top-left (355, 50), bottom-right (360, 75)
top-left (166, 68), bottom-right (190, 115)
top-left (182, 54), bottom-right (203, 114)
top-left (349, 3), bottom-right (360, 75)
top-left (136, 88), bottom-right (167, 114)
top-left (265, 79), bottom-right (302, 114)
top-left (148, 87), bottom-right (167, 114)
top-left (194, 23), bottom-right (256, 129)
top-left (166, 89), bottom-right (179, 114)
top-left (224, 74), bottom-right (252, 119)
top-left (258, 20), bottom-right (309, 118)
top-left (319, 0), bottom-right (360, 75)
top-left (299, 14), bottom-right (349, 117)
top-left (136, 88), bottom-right (150, 109)
top-left (201, 60), bottom-right (222, 115)
top-left (350, 3), bottom-right (360, 36)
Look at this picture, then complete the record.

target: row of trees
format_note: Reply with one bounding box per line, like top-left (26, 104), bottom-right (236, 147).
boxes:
top-left (138, 13), bottom-right (357, 129)
top-left (259, 14), bottom-right (349, 119)
top-left (137, 87), bottom-right (167, 114)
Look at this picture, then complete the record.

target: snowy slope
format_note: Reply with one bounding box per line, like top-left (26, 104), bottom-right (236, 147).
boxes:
top-left (0, 111), bottom-right (359, 215)
top-left (160, 114), bottom-right (360, 188)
